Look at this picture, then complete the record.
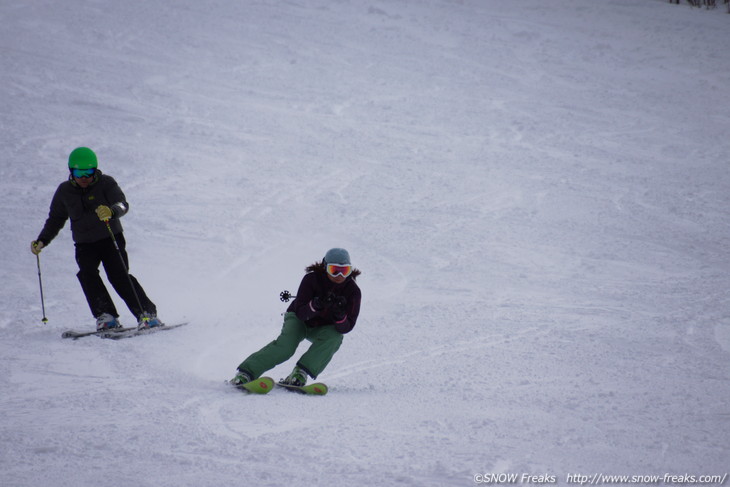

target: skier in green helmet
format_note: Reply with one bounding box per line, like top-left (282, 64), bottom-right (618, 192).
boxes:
top-left (31, 147), bottom-right (164, 331)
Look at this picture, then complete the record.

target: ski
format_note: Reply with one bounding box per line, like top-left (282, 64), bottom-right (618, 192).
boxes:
top-left (277, 381), bottom-right (329, 396)
top-left (228, 376), bottom-right (275, 395)
top-left (103, 322), bottom-right (189, 340)
top-left (62, 322), bottom-right (189, 340)
top-left (61, 326), bottom-right (136, 339)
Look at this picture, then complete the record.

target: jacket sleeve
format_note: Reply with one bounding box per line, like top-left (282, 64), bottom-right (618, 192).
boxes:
top-left (103, 176), bottom-right (129, 219)
top-left (291, 274), bottom-right (322, 322)
top-left (37, 185), bottom-right (69, 246)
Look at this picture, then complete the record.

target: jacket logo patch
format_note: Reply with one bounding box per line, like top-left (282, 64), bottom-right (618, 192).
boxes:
top-left (88, 196), bottom-right (95, 200)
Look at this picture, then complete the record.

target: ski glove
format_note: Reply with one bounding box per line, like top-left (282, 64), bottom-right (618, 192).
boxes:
top-left (331, 296), bottom-right (347, 321)
top-left (95, 205), bottom-right (113, 221)
top-left (311, 293), bottom-right (342, 313)
top-left (30, 240), bottom-right (44, 255)
top-left (333, 295), bottom-right (347, 310)
top-left (311, 295), bottom-right (328, 311)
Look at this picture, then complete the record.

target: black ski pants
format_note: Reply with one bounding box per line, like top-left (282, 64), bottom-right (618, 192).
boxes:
top-left (75, 233), bottom-right (156, 320)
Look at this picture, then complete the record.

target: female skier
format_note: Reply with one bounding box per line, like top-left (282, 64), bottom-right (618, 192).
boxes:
top-left (232, 248), bottom-right (362, 387)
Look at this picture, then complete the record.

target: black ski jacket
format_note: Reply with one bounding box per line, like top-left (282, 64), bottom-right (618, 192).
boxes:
top-left (37, 171), bottom-right (129, 245)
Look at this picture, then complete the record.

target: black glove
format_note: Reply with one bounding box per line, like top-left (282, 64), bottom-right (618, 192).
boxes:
top-left (312, 292), bottom-right (335, 310)
top-left (331, 295), bottom-right (347, 321)
top-left (333, 295), bottom-right (347, 311)
top-left (311, 296), bottom-right (326, 311)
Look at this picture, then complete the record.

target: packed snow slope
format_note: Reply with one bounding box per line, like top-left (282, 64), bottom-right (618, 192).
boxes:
top-left (2, 1), bottom-right (729, 485)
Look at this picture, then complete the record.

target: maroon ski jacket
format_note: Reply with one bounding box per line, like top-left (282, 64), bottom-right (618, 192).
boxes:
top-left (287, 270), bottom-right (361, 334)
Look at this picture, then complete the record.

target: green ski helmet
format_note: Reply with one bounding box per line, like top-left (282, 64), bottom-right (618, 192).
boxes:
top-left (68, 147), bottom-right (98, 170)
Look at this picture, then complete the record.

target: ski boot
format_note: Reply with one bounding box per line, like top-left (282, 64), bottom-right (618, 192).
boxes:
top-left (279, 366), bottom-right (307, 387)
top-left (230, 370), bottom-right (252, 386)
top-left (96, 313), bottom-right (122, 331)
top-left (137, 312), bottom-right (163, 330)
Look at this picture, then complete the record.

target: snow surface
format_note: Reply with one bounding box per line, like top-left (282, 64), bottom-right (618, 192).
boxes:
top-left (2, 1), bottom-right (729, 486)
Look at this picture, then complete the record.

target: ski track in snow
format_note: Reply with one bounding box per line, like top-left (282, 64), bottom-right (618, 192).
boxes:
top-left (2, 0), bottom-right (730, 486)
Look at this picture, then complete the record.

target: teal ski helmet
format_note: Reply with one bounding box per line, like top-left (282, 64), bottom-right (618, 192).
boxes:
top-left (323, 248), bottom-right (351, 265)
top-left (68, 147), bottom-right (98, 170)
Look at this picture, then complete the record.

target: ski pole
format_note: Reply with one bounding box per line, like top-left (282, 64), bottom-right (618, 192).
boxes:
top-left (103, 219), bottom-right (146, 318)
top-left (36, 253), bottom-right (48, 324)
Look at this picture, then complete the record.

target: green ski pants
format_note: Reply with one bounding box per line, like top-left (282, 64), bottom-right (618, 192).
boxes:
top-left (238, 312), bottom-right (343, 380)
